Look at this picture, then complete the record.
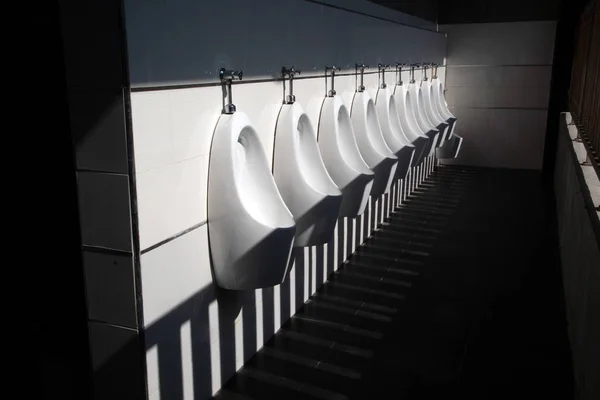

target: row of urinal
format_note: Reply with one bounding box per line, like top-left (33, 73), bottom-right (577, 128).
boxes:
top-left (208, 65), bottom-right (463, 290)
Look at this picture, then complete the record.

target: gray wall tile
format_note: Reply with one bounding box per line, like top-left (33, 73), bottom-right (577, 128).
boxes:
top-left (445, 86), bottom-right (550, 109)
top-left (84, 250), bottom-right (137, 328)
top-left (442, 21), bottom-right (557, 66)
top-left (59, 0), bottom-right (124, 88)
top-left (69, 87), bottom-right (129, 174)
top-left (446, 65), bottom-right (552, 88)
top-left (440, 22), bottom-right (554, 170)
top-left (78, 172), bottom-right (132, 251)
top-left (88, 322), bottom-right (145, 400)
top-left (443, 108), bottom-right (548, 170)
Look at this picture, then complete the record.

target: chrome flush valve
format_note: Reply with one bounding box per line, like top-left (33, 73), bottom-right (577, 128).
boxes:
top-left (355, 64), bottom-right (369, 92)
top-left (409, 63), bottom-right (420, 84)
top-left (396, 63), bottom-right (407, 86)
top-left (422, 63), bottom-right (430, 81)
top-left (219, 68), bottom-right (243, 114)
top-left (378, 63), bottom-right (391, 89)
top-left (325, 66), bottom-right (341, 97)
top-left (282, 66), bottom-right (301, 104)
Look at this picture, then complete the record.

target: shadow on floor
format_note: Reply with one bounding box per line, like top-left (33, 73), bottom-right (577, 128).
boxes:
top-left (213, 166), bottom-right (574, 400)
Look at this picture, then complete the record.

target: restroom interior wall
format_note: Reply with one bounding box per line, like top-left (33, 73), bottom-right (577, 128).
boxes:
top-left (438, 0), bottom-right (560, 24)
top-left (440, 20), bottom-right (557, 170)
top-left (57, 1), bottom-right (146, 399)
top-left (124, 0), bottom-right (446, 398)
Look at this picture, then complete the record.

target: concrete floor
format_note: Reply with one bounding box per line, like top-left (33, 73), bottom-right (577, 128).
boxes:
top-left (214, 165), bottom-right (574, 400)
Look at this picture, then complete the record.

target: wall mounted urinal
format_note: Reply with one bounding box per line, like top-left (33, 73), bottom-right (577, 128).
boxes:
top-left (393, 81), bottom-right (430, 168)
top-left (431, 78), bottom-right (463, 159)
top-left (432, 79), bottom-right (458, 138)
top-left (408, 81), bottom-right (440, 160)
top-left (421, 77), bottom-right (450, 149)
top-left (273, 68), bottom-right (342, 247)
top-left (311, 67), bottom-right (374, 217)
top-left (346, 65), bottom-right (398, 197)
top-left (374, 65), bottom-right (415, 181)
top-left (208, 70), bottom-right (295, 290)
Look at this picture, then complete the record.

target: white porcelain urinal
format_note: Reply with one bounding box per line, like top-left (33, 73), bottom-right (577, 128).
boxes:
top-left (316, 95), bottom-right (374, 217)
top-left (408, 83), bottom-right (440, 161)
top-left (208, 112), bottom-right (296, 290)
top-left (422, 80), bottom-right (450, 149)
top-left (394, 84), bottom-right (430, 168)
top-left (348, 91), bottom-right (398, 197)
top-left (432, 79), bottom-right (458, 138)
top-left (273, 102), bottom-right (342, 247)
top-left (375, 86), bottom-right (416, 181)
top-left (432, 79), bottom-right (463, 159)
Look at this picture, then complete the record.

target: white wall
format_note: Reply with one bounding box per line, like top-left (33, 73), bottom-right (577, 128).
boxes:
top-left (440, 21), bottom-right (557, 170)
top-left (124, 1), bottom-right (446, 398)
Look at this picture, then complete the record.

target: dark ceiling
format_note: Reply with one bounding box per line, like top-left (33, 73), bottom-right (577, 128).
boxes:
top-left (368, 0), bottom-right (561, 24)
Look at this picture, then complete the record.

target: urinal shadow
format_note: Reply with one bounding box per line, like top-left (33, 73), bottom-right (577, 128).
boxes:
top-left (228, 227), bottom-right (295, 289)
top-left (141, 281), bottom-right (257, 400)
top-left (339, 174), bottom-right (374, 217)
top-left (294, 194), bottom-right (343, 247)
top-left (371, 158), bottom-right (398, 198)
top-left (396, 147), bottom-right (416, 181)
top-left (411, 137), bottom-right (430, 168)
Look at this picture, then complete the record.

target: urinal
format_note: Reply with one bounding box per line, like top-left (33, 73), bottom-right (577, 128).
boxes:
top-left (374, 68), bottom-right (415, 181)
top-left (431, 79), bottom-right (463, 159)
top-left (432, 79), bottom-right (458, 138)
top-left (394, 83), bottom-right (430, 168)
top-left (314, 91), bottom-right (374, 217)
top-left (273, 95), bottom-right (342, 247)
top-left (347, 75), bottom-right (398, 197)
top-left (408, 82), bottom-right (440, 160)
top-left (208, 70), bottom-right (295, 290)
top-left (422, 79), bottom-right (450, 149)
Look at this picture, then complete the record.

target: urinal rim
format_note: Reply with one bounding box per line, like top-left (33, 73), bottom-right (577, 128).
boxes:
top-left (209, 112), bottom-right (294, 230)
top-left (273, 102), bottom-right (340, 197)
top-left (352, 91), bottom-right (398, 161)
top-left (319, 95), bottom-right (373, 177)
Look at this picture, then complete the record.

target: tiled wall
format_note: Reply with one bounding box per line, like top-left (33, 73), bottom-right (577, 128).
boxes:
top-left (440, 21), bottom-right (557, 170)
top-left (122, 0), bottom-right (447, 398)
top-left (554, 113), bottom-right (600, 400)
top-left (59, 0), bottom-right (145, 399)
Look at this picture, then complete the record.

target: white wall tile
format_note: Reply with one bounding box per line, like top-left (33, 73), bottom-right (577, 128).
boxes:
top-left (141, 226), bottom-right (212, 326)
top-left (136, 156), bottom-right (207, 251)
top-left (131, 88), bottom-right (222, 174)
top-left (130, 91), bottom-right (172, 173)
